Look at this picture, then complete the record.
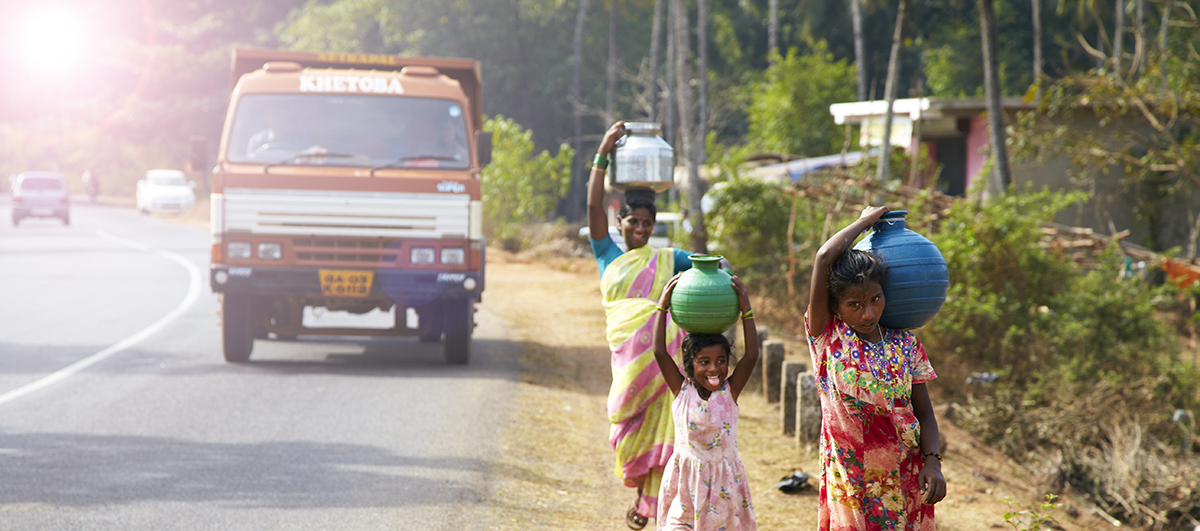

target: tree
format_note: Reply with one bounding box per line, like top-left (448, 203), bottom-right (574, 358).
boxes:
top-left (481, 115), bottom-right (575, 240)
top-left (698, 0), bottom-right (709, 164)
top-left (979, 0), bottom-right (1012, 195)
top-left (607, 0), bottom-right (618, 124)
top-left (1032, 0), bottom-right (1043, 99)
top-left (1011, 49), bottom-right (1200, 251)
top-left (568, 0), bottom-right (592, 222)
top-left (747, 43), bottom-right (856, 157)
top-left (876, 0), bottom-right (909, 182)
top-left (672, 0), bottom-right (708, 254)
top-left (768, 0), bottom-right (778, 61)
top-left (647, 0), bottom-right (664, 122)
top-left (851, 0), bottom-right (867, 101)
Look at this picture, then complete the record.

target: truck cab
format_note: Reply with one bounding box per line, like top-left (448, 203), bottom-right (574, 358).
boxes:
top-left (209, 49), bottom-right (490, 364)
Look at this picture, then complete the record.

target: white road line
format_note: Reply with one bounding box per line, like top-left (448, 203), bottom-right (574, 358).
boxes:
top-left (0, 229), bottom-right (203, 407)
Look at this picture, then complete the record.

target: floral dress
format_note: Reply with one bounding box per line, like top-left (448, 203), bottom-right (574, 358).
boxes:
top-left (657, 380), bottom-right (756, 531)
top-left (805, 316), bottom-right (937, 531)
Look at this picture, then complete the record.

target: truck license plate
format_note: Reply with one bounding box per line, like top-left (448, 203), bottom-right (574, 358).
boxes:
top-left (318, 269), bottom-right (374, 297)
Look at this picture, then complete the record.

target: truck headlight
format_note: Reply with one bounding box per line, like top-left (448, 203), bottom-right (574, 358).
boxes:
top-left (258, 242), bottom-right (282, 260)
top-left (411, 247), bottom-right (435, 264)
top-left (228, 242), bottom-right (252, 259)
top-left (441, 248), bottom-right (464, 264)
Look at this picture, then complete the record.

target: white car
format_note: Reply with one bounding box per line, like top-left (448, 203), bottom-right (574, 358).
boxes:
top-left (136, 169), bottom-right (196, 213)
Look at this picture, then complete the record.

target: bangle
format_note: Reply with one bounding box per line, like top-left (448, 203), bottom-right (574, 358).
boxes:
top-left (922, 451), bottom-right (942, 462)
top-left (592, 165), bottom-right (606, 172)
top-left (740, 309), bottom-right (754, 321)
top-left (655, 305), bottom-right (668, 313)
top-left (593, 153), bottom-right (609, 169)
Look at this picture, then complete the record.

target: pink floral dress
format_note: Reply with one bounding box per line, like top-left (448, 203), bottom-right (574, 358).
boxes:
top-left (805, 315), bottom-right (937, 531)
top-left (657, 380), bottom-right (756, 531)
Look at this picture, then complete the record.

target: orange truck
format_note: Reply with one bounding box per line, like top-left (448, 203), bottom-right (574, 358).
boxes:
top-left (209, 48), bottom-right (491, 364)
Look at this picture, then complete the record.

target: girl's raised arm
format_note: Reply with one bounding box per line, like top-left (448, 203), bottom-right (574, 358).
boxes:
top-left (587, 122), bottom-right (626, 241)
top-left (654, 275), bottom-right (684, 396)
top-left (727, 276), bottom-right (757, 403)
top-left (808, 205), bottom-right (890, 333)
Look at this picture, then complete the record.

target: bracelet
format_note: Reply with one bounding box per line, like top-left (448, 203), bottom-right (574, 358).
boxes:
top-left (592, 164), bottom-right (606, 172)
top-left (655, 305), bottom-right (668, 313)
top-left (593, 153), bottom-right (609, 169)
top-left (740, 309), bottom-right (754, 321)
top-left (922, 451), bottom-right (942, 462)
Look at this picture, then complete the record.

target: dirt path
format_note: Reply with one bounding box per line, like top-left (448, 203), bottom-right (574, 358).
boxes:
top-left (481, 250), bottom-right (1112, 531)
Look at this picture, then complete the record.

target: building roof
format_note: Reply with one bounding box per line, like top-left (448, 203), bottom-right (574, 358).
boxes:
top-left (830, 97), bottom-right (1036, 125)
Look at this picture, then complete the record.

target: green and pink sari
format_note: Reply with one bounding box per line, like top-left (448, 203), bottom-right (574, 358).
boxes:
top-left (601, 245), bottom-right (685, 516)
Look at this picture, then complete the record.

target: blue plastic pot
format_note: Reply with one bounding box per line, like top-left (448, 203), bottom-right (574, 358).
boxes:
top-left (853, 210), bottom-right (948, 329)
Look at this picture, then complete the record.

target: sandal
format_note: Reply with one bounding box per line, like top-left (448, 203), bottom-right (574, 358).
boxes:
top-left (626, 502), bottom-right (648, 530)
top-left (626, 493), bottom-right (648, 530)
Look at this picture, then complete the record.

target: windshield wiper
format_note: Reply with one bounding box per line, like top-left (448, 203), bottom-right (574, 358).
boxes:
top-left (369, 155), bottom-right (462, 176)
top-left (263, 152), bottom-right (360, 173)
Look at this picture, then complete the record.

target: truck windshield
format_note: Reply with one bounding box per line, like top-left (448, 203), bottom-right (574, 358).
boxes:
top-left (226, 94), bottom-right (470, 169)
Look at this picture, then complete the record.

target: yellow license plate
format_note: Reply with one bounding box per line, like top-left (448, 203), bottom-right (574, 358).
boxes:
top-left (318, 270), bottom-right (374, 298)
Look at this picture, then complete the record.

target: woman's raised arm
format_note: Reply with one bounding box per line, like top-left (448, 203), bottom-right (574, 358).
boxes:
top-left (588, 122), bottom-right (627, 241)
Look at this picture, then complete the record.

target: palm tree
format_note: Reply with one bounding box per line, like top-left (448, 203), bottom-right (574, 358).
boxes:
top-left (1032, 0), bottom-right (1043, 98)
top-left (979, 0), bottom-right (1012, 195)
top-left (671, 0), bottom-right (708, 253)
top-left (769, 0), bottom-right (779, 61)
top-left (851, 0), bottom-right (867, 101)
top-left (698, 0), bottom-right (708, 164)
top-left (648, 0), bottom-right (664, 122)
top-left (607, 0), bottom-right (618, 123)
top-left (569, 0), bottom-right (592, 221)
top-left (876, 0), bottom-right (909, 182)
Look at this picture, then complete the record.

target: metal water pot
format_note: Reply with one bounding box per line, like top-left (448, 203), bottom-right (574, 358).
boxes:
top-left (610, 122), bottom-right (674, 193)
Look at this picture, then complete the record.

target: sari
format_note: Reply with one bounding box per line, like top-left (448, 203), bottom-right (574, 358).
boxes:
top-left (602, 245), bottom-right (686, 517)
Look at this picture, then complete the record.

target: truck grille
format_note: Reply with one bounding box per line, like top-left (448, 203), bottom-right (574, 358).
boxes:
top-left (292, 237), bottom-right (399, 265)
top-left (223, 187), bottom-right (470, 239)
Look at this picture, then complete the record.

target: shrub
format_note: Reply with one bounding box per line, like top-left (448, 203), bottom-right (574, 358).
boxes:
top-left (746, 41), bottom-right (856, 158)
top-left (481, 115), bottom-right (574, 251)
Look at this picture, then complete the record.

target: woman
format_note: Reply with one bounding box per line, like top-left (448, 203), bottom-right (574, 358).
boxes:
top-left (588, 121), bottom-right (694, 529)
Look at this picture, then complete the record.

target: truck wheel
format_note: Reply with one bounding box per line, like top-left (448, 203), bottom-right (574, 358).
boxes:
top-left (221, 293), bottom-right (254, 363)
top-left (417, 302), bottom-right (445, 343)
top-left (442, 299), bottom-right (473, 365)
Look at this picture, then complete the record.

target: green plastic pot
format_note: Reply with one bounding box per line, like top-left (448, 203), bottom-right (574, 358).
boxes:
top-left (669, 255), bottom-right (739, 334)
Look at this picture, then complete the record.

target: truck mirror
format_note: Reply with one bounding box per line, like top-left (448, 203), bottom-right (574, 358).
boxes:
top-left (475, 131), bottom-right (493, 168)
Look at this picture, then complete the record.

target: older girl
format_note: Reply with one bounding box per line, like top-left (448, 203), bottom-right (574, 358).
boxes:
top-left (805, 206), bottom-right (946, 531)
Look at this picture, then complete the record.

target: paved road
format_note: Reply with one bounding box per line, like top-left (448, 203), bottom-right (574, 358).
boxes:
top-left (0, 199), bottom-right (521, 530)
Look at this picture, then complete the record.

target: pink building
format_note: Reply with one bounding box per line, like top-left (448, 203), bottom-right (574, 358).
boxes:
top-left (829, 97), bottom-right (1034, 197)
top-left (827, 97), bottom-right (1199, 253)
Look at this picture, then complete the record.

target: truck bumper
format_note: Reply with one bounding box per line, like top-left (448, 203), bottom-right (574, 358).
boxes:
top-left (210, 265), bottom-right (483, 304)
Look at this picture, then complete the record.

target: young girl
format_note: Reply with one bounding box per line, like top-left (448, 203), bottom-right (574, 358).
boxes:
top-left (652, 274), bottom-right (758, 531)
top-left (806, 206), bottom-right (947, 531)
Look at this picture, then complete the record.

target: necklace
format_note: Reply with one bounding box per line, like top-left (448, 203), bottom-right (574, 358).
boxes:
top-left (860, 328), bottom-right (888, 358)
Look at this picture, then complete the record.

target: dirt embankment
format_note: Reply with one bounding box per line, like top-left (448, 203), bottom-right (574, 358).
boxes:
top-left (481, 249), bottom-right (1114, 531)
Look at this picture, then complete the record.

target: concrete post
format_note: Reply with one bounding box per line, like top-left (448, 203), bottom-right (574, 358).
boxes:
top-left (745, 326), bottom-right (766, 390)
top-left (797, 372), bottom-right (821, 448)
top-left (780, 360), bottom-right (807, 435)
top-left (763, 340), bottom-right (786, 403)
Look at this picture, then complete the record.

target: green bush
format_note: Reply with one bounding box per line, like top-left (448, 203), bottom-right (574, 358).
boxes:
top-left (480, 115), bottom-right (574, 251)
top-left (746, 41), bottom-right (856, 158)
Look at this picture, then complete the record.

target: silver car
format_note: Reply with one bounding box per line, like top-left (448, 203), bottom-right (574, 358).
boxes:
top-left (12, 172), bottom-right (70, 226)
